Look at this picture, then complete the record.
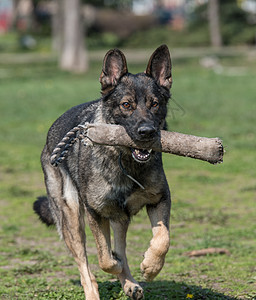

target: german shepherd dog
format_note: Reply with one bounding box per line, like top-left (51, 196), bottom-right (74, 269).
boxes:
top-left (34, 45), bottom-right (172, 300)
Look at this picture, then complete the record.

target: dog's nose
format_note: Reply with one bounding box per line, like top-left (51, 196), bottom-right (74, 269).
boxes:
top-left (138, 125), bottom-right (156, 137)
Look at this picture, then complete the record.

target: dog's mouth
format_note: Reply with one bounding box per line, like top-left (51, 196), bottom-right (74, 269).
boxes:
top-left (131, 148), bottom-right (152, 163)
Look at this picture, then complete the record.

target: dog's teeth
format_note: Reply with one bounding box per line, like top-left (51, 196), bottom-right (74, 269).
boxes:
top-left (131, 148), bottom-right (151, 163)
top-left (148, 149), bottom-right (152, 153)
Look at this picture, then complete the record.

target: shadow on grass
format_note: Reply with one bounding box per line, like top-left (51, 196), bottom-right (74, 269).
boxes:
top-left (90, 280), bottom-right (237, 300)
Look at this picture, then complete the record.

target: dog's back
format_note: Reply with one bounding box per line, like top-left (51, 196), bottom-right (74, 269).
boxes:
top-left (46, 100), bottom-right (100, 152)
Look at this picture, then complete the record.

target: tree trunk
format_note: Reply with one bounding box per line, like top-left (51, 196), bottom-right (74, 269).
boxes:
top-left (51, 0), bottom-right (62, 53)
top-left (59, 0), bottom-right (88, 73)
top-left (208, 0), bottom-right (222, 47)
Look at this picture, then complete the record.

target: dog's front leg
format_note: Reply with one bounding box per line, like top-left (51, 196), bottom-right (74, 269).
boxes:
top-left (111, 221), bottom-right (144, 300)
top-left (141, 193), bottom-right (171, 281)
top-left (86, 210), bottom-right (123, 274)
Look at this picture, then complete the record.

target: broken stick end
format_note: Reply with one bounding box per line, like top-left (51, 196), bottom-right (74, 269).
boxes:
top-left (211, 138), bottom-right (224, 165)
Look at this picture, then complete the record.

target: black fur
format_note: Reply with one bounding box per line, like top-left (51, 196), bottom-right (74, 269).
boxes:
top-left (33, 196), bottom-right (54, 226)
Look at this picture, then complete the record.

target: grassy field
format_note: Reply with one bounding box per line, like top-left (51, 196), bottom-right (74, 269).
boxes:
top-left (0, 48), bottom-right (255, 300)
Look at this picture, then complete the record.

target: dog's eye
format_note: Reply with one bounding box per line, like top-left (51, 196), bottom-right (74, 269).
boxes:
top-left (122, 102), bottom-right (131, 109)
top-left (152, 101), bottom-right (159, 108)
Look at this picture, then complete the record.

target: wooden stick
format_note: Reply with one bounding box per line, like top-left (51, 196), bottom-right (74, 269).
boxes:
top-left (184, 248), bottom-right (230, 257)
top-left (82, 123), bottom-right (224, 164)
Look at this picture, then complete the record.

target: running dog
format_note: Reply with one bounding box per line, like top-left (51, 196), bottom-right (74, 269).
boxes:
top-left (34, 45), bottom-right (172, 300)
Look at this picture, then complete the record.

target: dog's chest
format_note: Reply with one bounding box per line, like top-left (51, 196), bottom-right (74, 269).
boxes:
top-left (82, 146), bottom-right (162, 219)
top-left (124, 187), bottom-right (162, 215)
top-left (93, 180), bottom-right (162, 220)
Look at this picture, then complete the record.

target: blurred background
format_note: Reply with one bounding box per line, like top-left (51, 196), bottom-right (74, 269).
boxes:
top-left (0, 1), bottom-right (256, 299)
top-left (0, 0), bottom-right (256, 71)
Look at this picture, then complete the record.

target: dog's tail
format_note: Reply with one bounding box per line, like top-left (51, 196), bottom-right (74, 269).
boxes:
top-left (33, 196), bottom-right (55, 226)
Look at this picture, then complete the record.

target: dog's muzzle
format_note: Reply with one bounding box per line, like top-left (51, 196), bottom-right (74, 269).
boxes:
top-left (129, 124), bottom-right (156, 163)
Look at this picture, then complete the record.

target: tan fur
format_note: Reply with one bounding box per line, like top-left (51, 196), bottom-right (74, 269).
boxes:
top-left (111, 221), bottom-right (144, 299)
top-left (43, 163), bottom-right (100, 299)
top-left (86, 211), bottom-right (123, 274)
top-left (141, 220), bottom-right (170, 281)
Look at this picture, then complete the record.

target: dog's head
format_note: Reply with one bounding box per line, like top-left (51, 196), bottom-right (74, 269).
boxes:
top-left (100, 45), bottom-right (172, 163)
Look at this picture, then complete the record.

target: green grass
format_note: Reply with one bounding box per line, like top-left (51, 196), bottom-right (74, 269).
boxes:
top-left (0, 49), bottom-right (256, 300)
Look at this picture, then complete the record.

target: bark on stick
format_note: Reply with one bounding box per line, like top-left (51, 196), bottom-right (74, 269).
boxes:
top-left (83, 124), bottom-right (224, 164)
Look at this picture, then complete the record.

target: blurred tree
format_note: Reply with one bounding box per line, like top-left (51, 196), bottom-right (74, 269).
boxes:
top-left (56, 0), bottom-right (88, 73)
top-left (208, 0), bottom-right (222, 47)
top-left (190, 0), bottom-right (255, 46)
top-left (51, 0), bottom-right (62, 52)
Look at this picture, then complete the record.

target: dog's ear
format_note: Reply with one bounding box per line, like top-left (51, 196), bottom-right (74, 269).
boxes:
top-left (146, 44), bottom-right (172, 90)
top-left (99, 49), bottom-right (128, 94)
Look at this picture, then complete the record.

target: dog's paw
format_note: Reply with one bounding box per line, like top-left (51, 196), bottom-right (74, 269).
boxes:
top-left (140, 249), bottom-right (165, 281)
top-left (123, 281), bottom-right (144, 300)
top-left (99, 254), bottom-right (123, 274)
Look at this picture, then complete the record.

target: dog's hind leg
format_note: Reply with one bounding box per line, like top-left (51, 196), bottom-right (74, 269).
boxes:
top-left (62, 206), bottom-right (99, 300)
top-left (86, 211), bottom-right (123, 275)
top-left (43, 165), bottom-right (99, 300)
top-left (140, 193), bottom-right (171, 282)
top-left (111, 221), bottom-right (144, 300)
